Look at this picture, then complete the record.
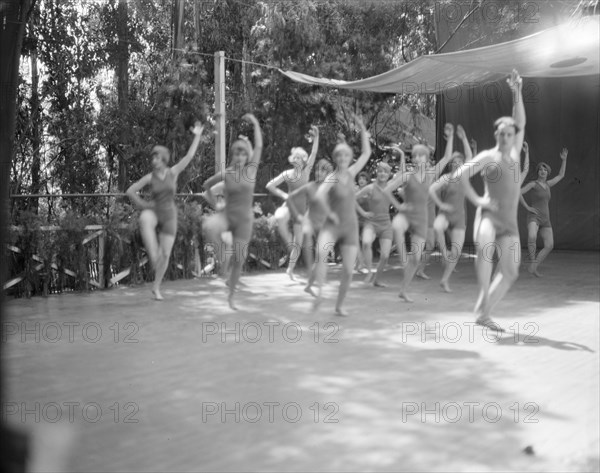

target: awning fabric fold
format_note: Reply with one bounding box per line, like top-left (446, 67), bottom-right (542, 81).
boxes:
top-left (279, 16), bottom-right (599, 94)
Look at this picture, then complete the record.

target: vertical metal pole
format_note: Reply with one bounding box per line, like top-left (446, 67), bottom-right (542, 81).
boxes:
top-left (214, 51), bottom-right (226, 173)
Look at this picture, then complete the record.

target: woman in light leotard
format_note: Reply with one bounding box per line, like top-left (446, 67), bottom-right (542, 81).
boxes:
top-left (520, 146), bottom-right (568, 277)
top-left (429, 125), bottom-right (474, 292)
top-left (126, 121), bottom-right (204, 300)
top-left (202, 113), bottom-right (263, 310)
top-left (266, 126), bottom-right (319, 280)
top-left (449, 69), bottom-right (526, 331)
top-left (285, 159), bottom-right (336, 294)
top-left (312, 115), bottom-right (372, 316)
top-left (387, 124), bottom-right (454, 302)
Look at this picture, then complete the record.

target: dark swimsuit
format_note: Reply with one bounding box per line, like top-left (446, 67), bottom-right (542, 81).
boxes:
top-left (440, 177), bottom-right (467, 230)
top-left (527, 181), bottom-right (551, 228)
top-left (285, 167), bottom-right (310, 221)
top-left (151, 169), bottom-right (177, 236)
top-left (363, 183), bottom-right (393, 240)
top-left (225, 168), bottom-right (255, 242)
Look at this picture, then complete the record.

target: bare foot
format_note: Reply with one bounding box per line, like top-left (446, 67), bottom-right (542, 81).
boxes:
top-left (311, 296), bottom-right (322, 313)
top-left (304, 285), bottom-right (317, 297)
top-left (286, 267), bottom-right (296, 281)
top-left (151, 288), bottom-right (164, 301)
top-left (228, 294), bottom-right (238, 311)
top-left (364, 272), bottom-right (373, 284)
top-left (528, 265), bottom-right (543, 278)
top-left (416, 271), bottom-right (430, 280)
top-left (335, 306), bottom-right (349, 317)
top-left (440, 280), bottom-right (452, 293)
top-left (475, 316), bottom-right (505, 332)
top-left (399, 291), bottom-right (414, 303)
top-left (373, 280), bottom-right (387, 288)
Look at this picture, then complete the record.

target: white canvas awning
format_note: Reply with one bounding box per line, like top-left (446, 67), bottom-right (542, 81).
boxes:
top-left (280, 16), bottom-right (600, 94)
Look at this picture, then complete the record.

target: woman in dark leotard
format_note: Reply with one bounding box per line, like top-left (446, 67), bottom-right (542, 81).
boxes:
top-left (312, 115), bottom-right (372, 316)
top-left (449, 69), bottom-right (526, 331)
top-left (266, 126), bottom-right (319, 280)
top-left (520, 146), bottom-right (568, 277)
top-left (387, 124), bottom-right (454, 302)
top-left (355, 162), bottom-right (396, 287)
top-left (429, 125), bottom-right (474, 292)
top-left (126, 122), bottom-right (204, 300)
top-left (203, 114), bottom-right (263, 310)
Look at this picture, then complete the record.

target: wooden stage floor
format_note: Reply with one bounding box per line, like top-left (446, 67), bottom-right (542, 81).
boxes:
top-left (3, 250), bottom-right (599, 472)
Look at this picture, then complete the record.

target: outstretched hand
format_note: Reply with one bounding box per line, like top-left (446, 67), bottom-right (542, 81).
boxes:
top-left (190, 121), bottom-right (204, 136)
top-left (241, 113), bottom-right (258, 124)
top-left (507, 69), bottom-right (522, 92)
top-left (456, 125), bottom-right (466, 141)
top-left (443, 123), bottom-right (454, 140)
top-left (560, 147), bottom-right (568, 160)
top-left (308, 125), bottom-right (319, 139)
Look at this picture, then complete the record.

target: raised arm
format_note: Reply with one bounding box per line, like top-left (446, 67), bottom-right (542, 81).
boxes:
top-left (171, 121), bottom-right (204, 177)
top-left (348, 114), bottom-right (372, 177)
top-left (547, 148), bottom-right (568, 187)
top-left (305, 125), bottom-right (320, 172)
top-left (508, 69), bottom-right (526, 154)
top-left (456, 125), bottom-right (473, 162)
top-left (431, 123), bottom-right (455, 180)
top-left (243, 113), bottom-right (263, 179)
top-left (126, 174), bottom-right (153, 210)
top-left (520, 141), bottom-right (530, 184)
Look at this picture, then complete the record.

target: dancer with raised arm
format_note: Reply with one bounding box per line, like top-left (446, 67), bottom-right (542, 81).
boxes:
top-left (126, 121), bottom-right (204, 300)
top-left (449, 69), bottom-right (526, 331)
top-left (388, 124), bottom-right (454, 302)
top-left (266, 126), bottom-right (319, 280)
top-left (520, 146), bottom-right (568, 277)
top-left (202, 114), bottom-right (263, 310)
top-left (285, 159), bottom-right (336, 295)
top-left (429, 125), bottom-right (473, 292)
top-left (355, 159), bottom-right (402, 287)
top-left (312, 115), bottom-right (372, 316)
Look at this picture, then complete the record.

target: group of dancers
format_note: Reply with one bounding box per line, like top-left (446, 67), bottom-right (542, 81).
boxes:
top-left (126, 70), bottom-right (569, 330)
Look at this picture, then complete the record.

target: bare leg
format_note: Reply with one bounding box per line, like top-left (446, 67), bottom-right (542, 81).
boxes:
top-left (373, 238), bottom-right (391, 287)
top-left (203, 213), bottom-right (228, 278)
top-left (440, 228), bottom-right (465, 293)
top-left (312, 228), bottom-right (335, 311)
top-left (399, 234), bottom-right (425, 303)
top-left (139, 210), bottom-right (159, 267)
top-left (530, 226), bottom-right (553, 276)
top-left (485, 234), bottom-right (520, 321)
top-left (473, 216), bottom-right (500, 328)
top-left (526, 221), bottom-right (539, 271)
top-left (361, 225), bottom-right (376, 283)
top-left (416, 228), bottom-right (434, 279)
top-left (335, 244), bottom-right (358, 316)
top-left (392, 214), bottom-right (409, 268)
top-left (286, 222), bottom-right (304, 280)
top-left (227, 237), bottom-right (249, 310)
top-left (152, 233), bottom-right (175, 300)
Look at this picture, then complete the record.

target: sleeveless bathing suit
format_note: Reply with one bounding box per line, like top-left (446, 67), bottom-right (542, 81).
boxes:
top-left (225, 167), bottom-right (255, 242)
top-left (364, 183), bottom-right (393, 240)
top-left (151, 169), bottom-right (177, 236)
top-left (324, 169), bottom-right (359, 246)
top-left (479, 155), bottom-right (520, 238)
top-left (403, 173), bottom-right (429, 240)
top-left (527, 181), bottom-right (551, 228)
top-left (440, 176), bottom-right (467, 230)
